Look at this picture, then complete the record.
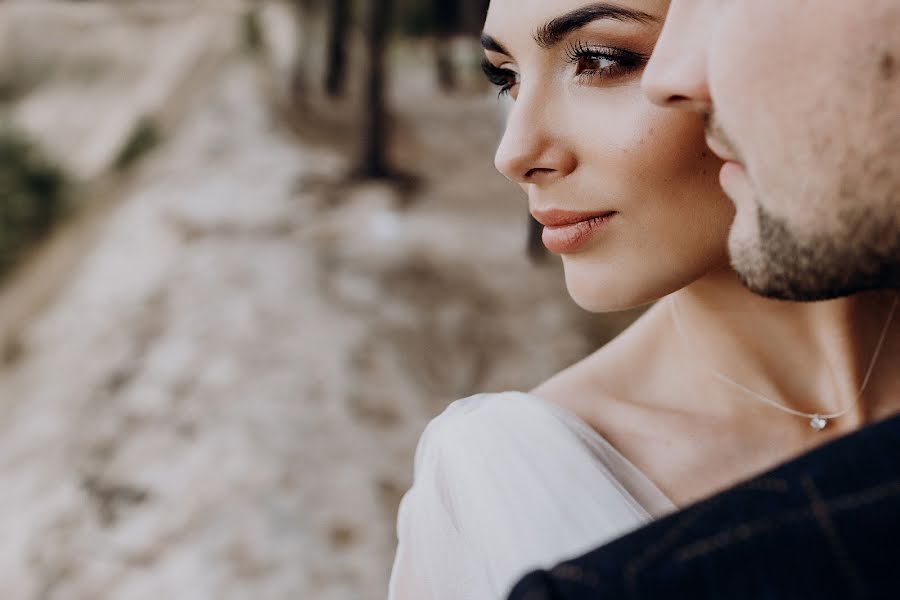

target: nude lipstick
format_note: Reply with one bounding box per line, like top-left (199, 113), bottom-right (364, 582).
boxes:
top-left (532, 209), bottom-right (617, 254)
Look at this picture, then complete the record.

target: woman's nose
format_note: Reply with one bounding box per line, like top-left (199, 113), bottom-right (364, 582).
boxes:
top-left (494, 91), bottom-right (576, 186)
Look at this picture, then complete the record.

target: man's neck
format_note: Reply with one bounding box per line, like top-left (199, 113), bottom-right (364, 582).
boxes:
top-left (671, 268), bottom-right (899, 431)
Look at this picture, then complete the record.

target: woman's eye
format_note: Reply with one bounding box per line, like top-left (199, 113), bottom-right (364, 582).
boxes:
top-left (564, 41), bottom-right (647, 83)
top-left (481, 60), bottom-right (519, 97)
top-left (575, 55), bottom-right (617, 75)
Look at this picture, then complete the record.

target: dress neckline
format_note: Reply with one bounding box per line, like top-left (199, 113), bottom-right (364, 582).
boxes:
top-left (512, 391), bottom-right (679, 513)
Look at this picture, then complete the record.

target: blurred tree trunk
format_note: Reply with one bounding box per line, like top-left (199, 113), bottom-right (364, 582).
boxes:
top-left (324, 0), bottom-right (351, 97)
top-left (356, 0), bottom-right (392, 178)
top-left (290, 0), bottom-right (317, 103)
top-left (432, 0), bottom-right (459, 92)
top-left (459, 0), bottom-right (489, 35)
top-left (527, 215), bottom-right (545, 261)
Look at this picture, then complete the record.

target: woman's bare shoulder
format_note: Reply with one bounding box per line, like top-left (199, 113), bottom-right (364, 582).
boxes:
top-left (529, 305), bottom-right (676, 431)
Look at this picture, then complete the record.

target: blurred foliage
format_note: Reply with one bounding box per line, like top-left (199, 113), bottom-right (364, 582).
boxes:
top-left (114, 117), bottom-right (161, 172)
top-left (0, 58), bottom-right (44, 106)
top-left (0, 126), bottom-right (68, 276)
top-left (241, 6), bottom-right (264, 54)
top-left (394, 0), bottom-right (488, 37)
top-left (0, 81), bottom-right (17, 106)
top-left (310, 0), bottom-right (487, 37)
top-left (393, 0), bottom-right (433, 36)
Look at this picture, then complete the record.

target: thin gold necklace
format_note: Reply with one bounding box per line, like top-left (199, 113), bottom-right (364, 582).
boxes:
top-left (669, 293), bottom-right (898, 432)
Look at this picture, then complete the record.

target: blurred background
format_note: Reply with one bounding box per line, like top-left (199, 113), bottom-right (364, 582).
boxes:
top-left (0, 1), bottom-right (638, 598)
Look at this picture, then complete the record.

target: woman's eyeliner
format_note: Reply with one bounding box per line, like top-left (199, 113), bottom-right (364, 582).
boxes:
top-left (482, 40), bottom-right (648, 97)
top-left (481, 60), bottom-right (518, 97)
top-left (563, 41), bottom-right (648, 82)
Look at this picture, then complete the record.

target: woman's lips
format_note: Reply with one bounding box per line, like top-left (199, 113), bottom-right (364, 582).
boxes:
top-left (531, 209), bottom-right (617, 254)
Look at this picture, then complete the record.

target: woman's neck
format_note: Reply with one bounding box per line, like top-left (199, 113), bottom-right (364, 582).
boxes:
top-left (666, 267), bottom-right (899, 430)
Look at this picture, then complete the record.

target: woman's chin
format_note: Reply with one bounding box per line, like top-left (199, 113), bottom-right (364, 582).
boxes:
top-left (563, 274), bottom-right (655, 313)
top-left (560, 250), bottom-right (731, 313)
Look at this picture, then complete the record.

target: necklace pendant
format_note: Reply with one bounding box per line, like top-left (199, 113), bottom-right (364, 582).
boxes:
top-left (810, 415), bottom-right (828, 431)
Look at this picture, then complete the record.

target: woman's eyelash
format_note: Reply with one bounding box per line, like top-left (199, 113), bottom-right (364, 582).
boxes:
top-left (481, 60), bottom-right (517, 97)
top-left (480, 43), bottom-right (647, 97)
top-left (563, 41), bottom-right (648, 79)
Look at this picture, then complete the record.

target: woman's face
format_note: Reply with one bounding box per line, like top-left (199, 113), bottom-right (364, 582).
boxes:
top-left (483, 0), bottom-right (735, 311)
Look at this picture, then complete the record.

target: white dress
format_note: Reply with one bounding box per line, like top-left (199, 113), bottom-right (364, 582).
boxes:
top-left (387, 392), bottom-right (678, 600)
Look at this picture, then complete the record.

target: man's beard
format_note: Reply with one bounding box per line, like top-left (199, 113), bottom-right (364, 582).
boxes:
top-left (730, 202), bottom-right (900, 301)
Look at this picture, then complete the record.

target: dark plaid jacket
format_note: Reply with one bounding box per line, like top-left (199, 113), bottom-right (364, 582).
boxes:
top-left (508, 413), bottom-right (900, 600)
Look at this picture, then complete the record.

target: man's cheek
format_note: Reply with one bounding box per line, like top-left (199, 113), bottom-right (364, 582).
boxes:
top-left (707, 16), bottom-right (767, 131)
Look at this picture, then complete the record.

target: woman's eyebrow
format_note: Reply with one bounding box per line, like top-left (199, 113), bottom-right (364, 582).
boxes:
top-left (480, 33), bottom-right (510, 56)
top-left (534, 2), bottom-right (658, 49)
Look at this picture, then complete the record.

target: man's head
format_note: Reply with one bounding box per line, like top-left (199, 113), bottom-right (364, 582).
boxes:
top-left (643, 0), bottom-right (900, 300)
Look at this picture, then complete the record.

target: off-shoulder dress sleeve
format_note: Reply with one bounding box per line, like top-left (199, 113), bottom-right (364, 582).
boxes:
top-left (387, 403), bottom-right (490, 600)
top-left (387, 392), bottom-right (674, 600)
